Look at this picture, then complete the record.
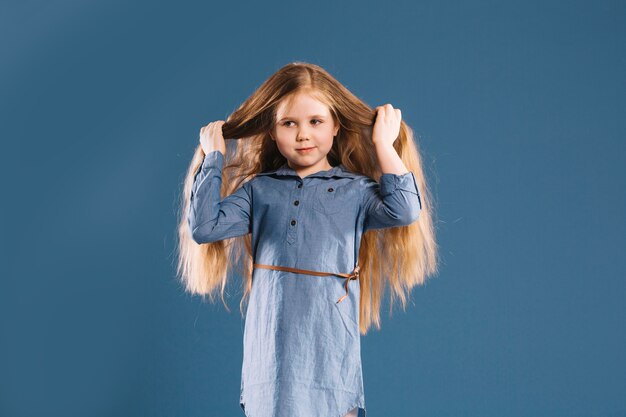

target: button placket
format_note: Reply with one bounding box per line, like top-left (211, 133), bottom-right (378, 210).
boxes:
top-left (286, 180), bottom-right (303, 245)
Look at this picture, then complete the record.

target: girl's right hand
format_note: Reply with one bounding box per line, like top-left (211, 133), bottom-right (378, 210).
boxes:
top-left (199, 120), bottom-right (227, 156)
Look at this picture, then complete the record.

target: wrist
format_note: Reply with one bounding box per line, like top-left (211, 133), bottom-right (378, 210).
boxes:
top-left (374, 141), bottom-right (395, 155)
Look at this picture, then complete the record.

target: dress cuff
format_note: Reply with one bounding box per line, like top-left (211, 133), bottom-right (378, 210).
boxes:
top-left (379, 171), bottom-right (419, 197)
top-left (201, 150), bottom-right (224, 171)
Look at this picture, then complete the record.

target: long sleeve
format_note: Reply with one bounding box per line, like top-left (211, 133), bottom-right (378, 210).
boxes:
top-left (188, 150), bottom-right (252, 244)
top-left (361, 171), bottom-right (422, 231)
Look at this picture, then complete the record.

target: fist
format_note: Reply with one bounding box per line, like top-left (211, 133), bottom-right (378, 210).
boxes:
top-left (199, 120), bottom-right (227, 156)
top-left (372, 104), bottom-right (402, 148)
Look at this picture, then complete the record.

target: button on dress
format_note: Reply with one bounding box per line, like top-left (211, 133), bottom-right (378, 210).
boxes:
top-left (188, 150), bottom-right (422, 417)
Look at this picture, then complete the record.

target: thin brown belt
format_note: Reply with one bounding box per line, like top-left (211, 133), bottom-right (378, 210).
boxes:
top-left (252, 263), bottom-right (360, 304)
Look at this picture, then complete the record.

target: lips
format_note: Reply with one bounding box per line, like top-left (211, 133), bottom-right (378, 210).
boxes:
top-left (296, 146), bottom-right (315, 151)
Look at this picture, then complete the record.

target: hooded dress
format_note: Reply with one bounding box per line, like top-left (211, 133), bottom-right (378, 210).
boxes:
top-left (188, 150), bottom-right (422, 417)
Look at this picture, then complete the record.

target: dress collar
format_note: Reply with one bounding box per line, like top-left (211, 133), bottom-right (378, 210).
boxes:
top-left (256, 162), bottom-right (357, 179)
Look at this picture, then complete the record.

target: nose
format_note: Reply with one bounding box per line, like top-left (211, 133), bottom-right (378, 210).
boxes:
top-left (296, 125), bottom-right (312, 141)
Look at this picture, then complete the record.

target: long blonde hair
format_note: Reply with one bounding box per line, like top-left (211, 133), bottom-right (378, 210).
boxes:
top-left (176, 62), bottom-right (438, 334)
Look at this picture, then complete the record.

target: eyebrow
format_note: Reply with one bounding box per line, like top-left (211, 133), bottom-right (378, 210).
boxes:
top-left (278, 114), bottom-right (327, 121)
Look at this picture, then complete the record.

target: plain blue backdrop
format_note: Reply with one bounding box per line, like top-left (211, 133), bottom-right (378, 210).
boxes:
top-left (1, 0), bottom-right (624, 416)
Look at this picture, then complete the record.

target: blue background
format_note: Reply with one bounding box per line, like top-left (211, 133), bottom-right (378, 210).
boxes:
top-left (1, 0), bottom-right (624, 416)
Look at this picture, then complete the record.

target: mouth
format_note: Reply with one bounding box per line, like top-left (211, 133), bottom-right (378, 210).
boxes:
top-left (296, 146), bottom-right (316, 153)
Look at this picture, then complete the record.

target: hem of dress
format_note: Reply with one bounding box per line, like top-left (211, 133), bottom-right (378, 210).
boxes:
top-left (240, 400), bottom-right (250, 417)
top-left (337, 402), bottom-right (366, 417)
top-left (240, 401), bottom-right (365, 417)
top-left (240, 382), bottom-right (365, 417)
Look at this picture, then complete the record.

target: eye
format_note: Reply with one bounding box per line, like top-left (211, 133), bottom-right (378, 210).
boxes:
top-left (281, 119), bottom-right (322, 127)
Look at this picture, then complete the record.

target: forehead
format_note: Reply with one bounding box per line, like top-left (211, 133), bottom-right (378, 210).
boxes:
top-left (275, 92), bottom-right (331, 118)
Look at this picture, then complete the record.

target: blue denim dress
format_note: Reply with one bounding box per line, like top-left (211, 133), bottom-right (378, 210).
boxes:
top-left (188, 150), bottom-right (422, 417)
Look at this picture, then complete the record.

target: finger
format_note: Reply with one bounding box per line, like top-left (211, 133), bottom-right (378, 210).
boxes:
top-left (385, 104), bottom-right (394, 119)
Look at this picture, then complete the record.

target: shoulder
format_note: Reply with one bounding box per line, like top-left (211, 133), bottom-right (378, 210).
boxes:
top-left (335, 165), bottom-right (371, 183)
top-left (244, 171), bottom-right (282, 193)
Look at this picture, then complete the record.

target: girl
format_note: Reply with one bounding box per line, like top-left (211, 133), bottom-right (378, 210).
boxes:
top-left (177, 62), bottom-right (438, 417)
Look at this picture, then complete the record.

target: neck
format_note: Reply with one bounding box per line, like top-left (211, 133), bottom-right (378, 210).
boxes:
top-left (288, 159), bottom-right (333, 178)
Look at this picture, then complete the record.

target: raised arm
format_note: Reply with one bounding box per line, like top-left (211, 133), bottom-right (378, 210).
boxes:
top-left (188, 150), bottom-right (252, 244)
top-left (362, 103), bottom-right (422, 231)
top-left (361, 171), bottom-right (421, 231)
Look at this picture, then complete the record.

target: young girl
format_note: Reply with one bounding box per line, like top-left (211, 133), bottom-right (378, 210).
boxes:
top-left (177, 62), bottom-right (438, 417)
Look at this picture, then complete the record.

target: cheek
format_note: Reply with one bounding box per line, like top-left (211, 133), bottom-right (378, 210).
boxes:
top-left (275, 138), bottom-right (295, 154)
top-left (273, 131), bottom-right (291, 146)
top-left (318, 129), bottom-right (335, 147)
top-left (274, 139), bottom-right (288, 151)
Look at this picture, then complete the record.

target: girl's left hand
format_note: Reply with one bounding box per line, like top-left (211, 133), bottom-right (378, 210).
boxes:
top-left (372, 103), bottom-right (402, 147)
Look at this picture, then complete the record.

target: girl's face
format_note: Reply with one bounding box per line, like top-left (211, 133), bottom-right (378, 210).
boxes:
top-left (270, 91), bottom-right (339, 175)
